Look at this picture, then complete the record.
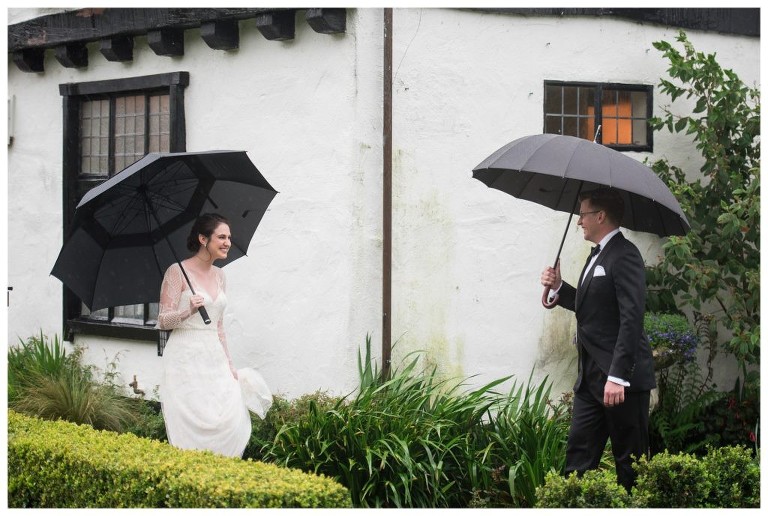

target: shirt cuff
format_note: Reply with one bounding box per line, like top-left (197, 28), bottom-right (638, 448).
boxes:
top-left (547, 281), bottom-right (564, 302)
top-left (607, 376), bottom-right (630, 387)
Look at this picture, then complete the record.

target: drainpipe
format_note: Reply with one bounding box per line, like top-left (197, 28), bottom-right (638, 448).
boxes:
top-left (382, 8), bottom-right (393, 380)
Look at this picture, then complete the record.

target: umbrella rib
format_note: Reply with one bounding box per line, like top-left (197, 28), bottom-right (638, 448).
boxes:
top-left (143, 203), bottom-right (166, 279)
top-left (627, 192), bottom-right (638, 232)
top-left (93, 194), bottom-right (147, 239)
top-left (512, 170), bottom-right (537, 199)
top-left (655, 200), bottom-right (670, 237)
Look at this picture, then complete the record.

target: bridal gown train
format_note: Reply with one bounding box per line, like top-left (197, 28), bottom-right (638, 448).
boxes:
top-left (158, 263), bottom-right (272, 458)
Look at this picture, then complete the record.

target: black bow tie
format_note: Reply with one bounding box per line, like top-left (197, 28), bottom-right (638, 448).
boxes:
top-left (590, 244), bottom-right (601, 258)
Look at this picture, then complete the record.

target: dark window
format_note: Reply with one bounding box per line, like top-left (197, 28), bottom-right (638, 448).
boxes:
top-left (59, 72), bottom-right (188, 341)
top-left (544, 81), bottom-right (653, 151)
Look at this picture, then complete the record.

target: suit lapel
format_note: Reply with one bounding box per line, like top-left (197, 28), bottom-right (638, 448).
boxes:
top-left (576, 232), bottom-right (623, 310)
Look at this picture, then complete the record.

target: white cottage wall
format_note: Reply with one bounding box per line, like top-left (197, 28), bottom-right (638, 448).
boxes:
top-left (6, 8), bottom-right (759, 401)
top-left (387, 9), bottom-right (759, 396)
top-left (7, 9), bottom-right (386, 400)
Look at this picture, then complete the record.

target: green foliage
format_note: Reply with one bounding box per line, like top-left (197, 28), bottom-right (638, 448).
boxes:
top-left (482, 375), bottom-right (571, 507)
top-left (8, 410), bottom-right (352, 508)
top-left (649, 358), bottom-right (721, 455)
top-left (243, 391), bottom-right (343, 462)
top-left (261, 336), bottom-right (569, 508)
top-left (697, 378), bottom-right (760, 450)
top-left (702, 445), bottom-right (760, 508)
top-left (648, 312), bottom-right (758, 454)
top-left (536, 446), bottom-right (758, 508)
top-left (632, 450), bottom-right (713, 507)
top-left (535, 470), bottom-right (631, 508)
top-left (8, 331), bottom-right (68, 403)
top-left (8, 333), bottom-right (140, 433)
top-left (122, 397), bottom-right (168, 443)
top-left (647, 31), bottom-right (760, 375)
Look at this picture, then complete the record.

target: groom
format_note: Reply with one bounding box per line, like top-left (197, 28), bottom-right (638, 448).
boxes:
top-left (540, 187), bottom-right (656, 492)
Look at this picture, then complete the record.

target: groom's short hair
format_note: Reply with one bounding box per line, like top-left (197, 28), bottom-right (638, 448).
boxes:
top-left (580, 188), bottom-right (624, 226)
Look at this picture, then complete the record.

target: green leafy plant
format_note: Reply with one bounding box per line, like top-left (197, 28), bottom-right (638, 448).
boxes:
top-left (264, 354), bottom-right (502, 507)
top-left (261, 335), bottom-right (570, 508)
top-left (535, 469), bottom-right (631, 508)
top-left (648, 310), bottom-right (757, 454)
top-left (647, 30), bottom-right (760, 386)
top-left (698, 377), bottom-right (759, 450)
top-left (702, 445), bottom-right (760, 508)
top-left (482, 374), bottom-right (570, 507)
top-left (632, 450), bottom-right (713, 508)
top-left (649, 358), bottom-right (721, 455)
top-left (8, 333), bottom-right (140, 433)
top-left (243, 391), bottom-right (343, 462)
top-left (122, 394), bottom-right (168, 443)
top-left (8, 332), bottom-right (68, 403)
top-left (535, 445), bottom-right (759, 508)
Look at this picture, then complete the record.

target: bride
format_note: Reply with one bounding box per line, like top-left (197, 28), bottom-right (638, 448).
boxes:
top-left (157, 213), bottom-right (271, 457)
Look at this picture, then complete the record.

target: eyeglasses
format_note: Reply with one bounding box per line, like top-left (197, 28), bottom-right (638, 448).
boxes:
top-left (578, 210), bottom-right (602, 219)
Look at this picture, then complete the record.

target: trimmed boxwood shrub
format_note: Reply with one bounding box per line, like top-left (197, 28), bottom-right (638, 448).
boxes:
top-left (535, 470), bottom-right (631, 508)
top-left (703, 445), bottom-right (760, 508)
top-left (633, 445), bottom-right (760, 508)
top-left (8, 410), bottom-right (351, 508)
top-left (535, 445), bottom-right (759, 508)
top-left (632, 450), bottom-right (713, 507)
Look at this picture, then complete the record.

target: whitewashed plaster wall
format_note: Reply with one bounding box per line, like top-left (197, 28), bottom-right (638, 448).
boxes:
top-left (386, 9), bottom-right (760, 397)
top-left (6, 8), bottom-right (385, 400)
top-left (6, 8), bottom-right (760, 401)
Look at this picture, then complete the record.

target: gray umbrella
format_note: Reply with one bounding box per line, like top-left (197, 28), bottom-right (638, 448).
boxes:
top-left (472, 133), bottom-right (690, 306)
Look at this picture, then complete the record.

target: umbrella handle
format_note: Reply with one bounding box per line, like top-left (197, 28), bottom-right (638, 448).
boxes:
top-left (198, 306), bottom-right (212, 325)
top-left (542, 287), bottom-right (558, 309)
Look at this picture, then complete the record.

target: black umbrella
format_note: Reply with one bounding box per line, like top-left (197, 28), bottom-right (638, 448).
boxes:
top-left (51, 150), bottom-right (277, 323)
top-left (472, 133), bottom-right (690, 307)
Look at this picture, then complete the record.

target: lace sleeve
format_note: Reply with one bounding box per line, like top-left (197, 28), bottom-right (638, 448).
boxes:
top-left (157, 263), bottom-right (193, 330)
top-left (216, 268), bottom-right (233, 364)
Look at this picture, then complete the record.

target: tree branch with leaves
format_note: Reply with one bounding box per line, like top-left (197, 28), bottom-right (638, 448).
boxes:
top-left (646, 31), bottom-right (760, 386)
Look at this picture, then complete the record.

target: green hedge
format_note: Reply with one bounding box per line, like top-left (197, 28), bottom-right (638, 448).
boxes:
top-left (8, 410), bottom-right (352, 508)
top-left (632, 447), bottom-right (760, 508)
top-left (535, 445), bottom-right (759, 508)
top-left (535, 469), bottom-right (632, 508)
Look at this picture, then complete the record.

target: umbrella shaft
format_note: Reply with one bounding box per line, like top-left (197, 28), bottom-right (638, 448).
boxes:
top-left (552, 181), bottom-right (583, 266)
top-left (141, 189), bottom-right (211, 325)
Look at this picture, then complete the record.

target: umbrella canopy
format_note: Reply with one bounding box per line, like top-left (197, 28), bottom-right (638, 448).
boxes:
top-left (472, 133), bottom-right (690, 309)
top-left (472, 133), bottom-right (690, 237)
top-left (51, 150), bottom-right (277, 312)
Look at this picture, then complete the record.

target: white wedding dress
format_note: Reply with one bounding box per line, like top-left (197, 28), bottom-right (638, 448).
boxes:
top-left (158, 263), bottom-right (272, 458)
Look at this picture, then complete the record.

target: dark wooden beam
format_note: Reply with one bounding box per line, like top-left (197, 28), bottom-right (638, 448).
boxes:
top-left (306, 8), bottom-right (347, 34)
top-left (54, 43), bottom-right (89, 68)
top-left (201, 19), bottom-right (239, 50)
top-left (8, 8), bottom-right (285, 52)
top-left (12, 48), bottom-right (45, 73)
top-left (148, 28), bottom-right (184, 56)
top-left (255, 11), bottom-right (295, 41)
top-left (59, 71), bottom-right (189, 97)
top-left (100, 36), bottom-right (134, 62)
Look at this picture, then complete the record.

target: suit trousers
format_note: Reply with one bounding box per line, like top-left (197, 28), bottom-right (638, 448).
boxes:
top-left (566, 378), bottom-right (651, 492)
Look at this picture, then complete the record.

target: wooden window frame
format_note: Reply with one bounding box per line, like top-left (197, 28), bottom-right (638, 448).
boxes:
top-left (544, 80), bottom-right (654, 152)
top-left (59, 72), bottom-right (188, 342)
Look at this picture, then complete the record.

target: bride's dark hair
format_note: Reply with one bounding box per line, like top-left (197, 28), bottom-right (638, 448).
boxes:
top-left (187, 213), bottom-right (230, 252)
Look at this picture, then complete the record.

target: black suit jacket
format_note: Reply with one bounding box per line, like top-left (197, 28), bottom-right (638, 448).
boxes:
top-left (557, 232), bottom-right (656, 393)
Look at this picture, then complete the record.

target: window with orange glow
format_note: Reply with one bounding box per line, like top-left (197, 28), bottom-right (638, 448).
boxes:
top-left (544, 82), bottom-right (652, 150)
